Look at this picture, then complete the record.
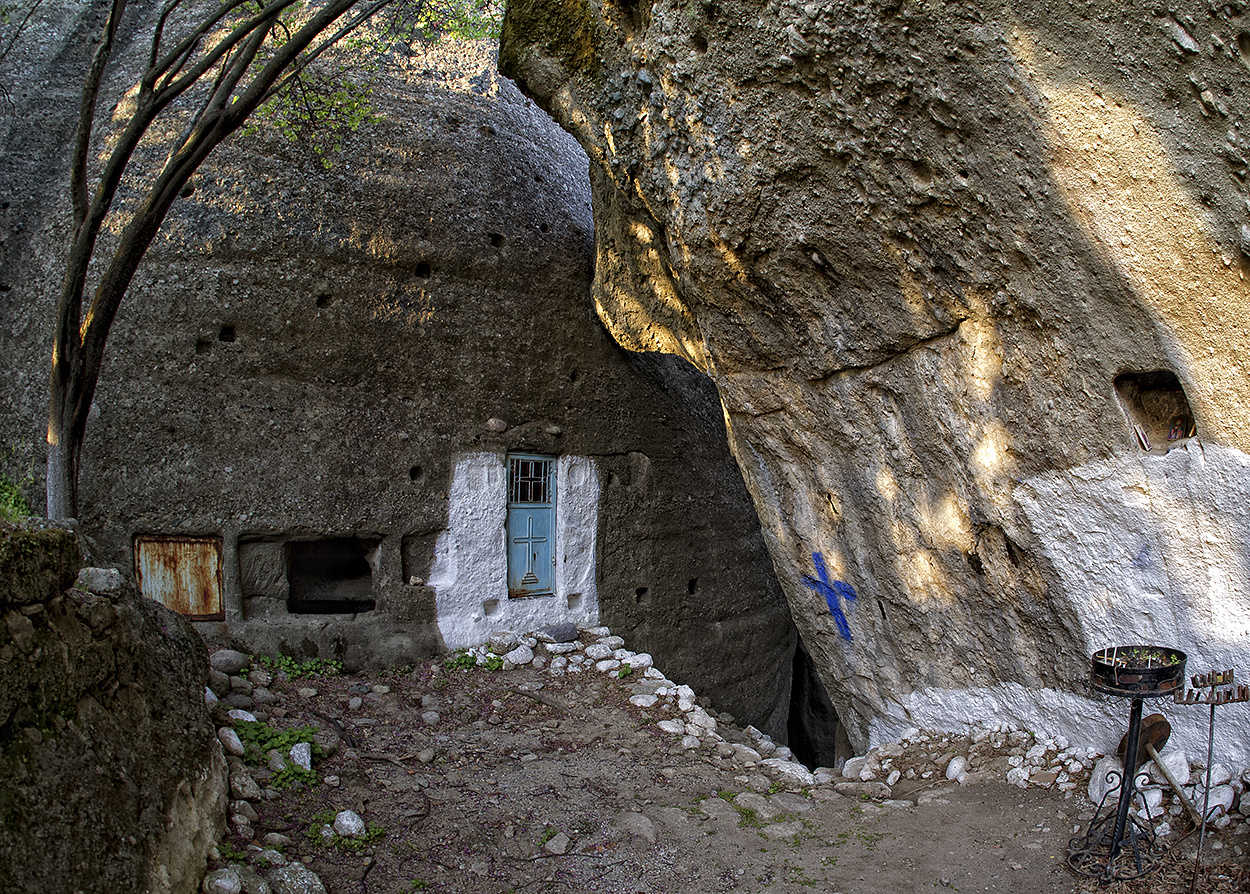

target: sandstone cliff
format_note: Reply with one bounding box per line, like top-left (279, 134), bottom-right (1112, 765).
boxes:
top-left (500, 0), bottom-right (1250, 757)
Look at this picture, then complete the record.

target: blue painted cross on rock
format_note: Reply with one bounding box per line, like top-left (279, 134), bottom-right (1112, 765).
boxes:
top-left (802, 552), bottom-right (857, 642)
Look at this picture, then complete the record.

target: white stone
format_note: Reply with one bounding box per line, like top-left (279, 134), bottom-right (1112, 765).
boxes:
top-left (1007, 766), bottom-right (1030, 788)
top-left (595, 659), bottom-right (621, 672)
top-left (227, 709), bottom-right (257, 723)
top-left (585, 643), bottom-right (613, 660)
top-left (602, 635), bottom-right (625, 648)
top-left (732, 743), bottom-right (762, 763)
top-left (543, 832), bottom-right (573, 855)
top-left (887, 769), bottom-right (902, 786)
top-left (681, 735), bottom-right (702, 749)
top-left (1203, 784), bottom-right (1236, 818)
top-left (218, 728), bottom-right (245, 757)
top-left (630, 694), bottom-right (658, 708)
top-left (205, 687), bottom-right (218, 707)
top-left (946, 756), bottom-right (968, 781)
top-left (289, 742), bottom-right (313, 772)
top-left (503, 644), bottom-right (534, 666)
top-left (686, 708), bottom-right (717, 731)
top-left (761, 758), bottom-right (815, 787)
top-left (657, 719), bottom-right (685, 735)
top-left (333, 810), bottom-right (366, 838)
top-left (612, 648), bottom-right (632, 660)
top-left (545, 642), bottom-right (578, 654)
top-left (626, 652), bottom-right (654, 670)
top-left (1136, 787), bottom-right (1164, 811)
top-left (267, 863), bottom-right (328, 894)
top-left (202, 868), bottom-right (243, 894)
top-left (1089, 756), bottom-right (1123, 806)
top-left (842, 756), bottom-right (867, 779)
top-left (1150, 749), bottom-right (1191, 787)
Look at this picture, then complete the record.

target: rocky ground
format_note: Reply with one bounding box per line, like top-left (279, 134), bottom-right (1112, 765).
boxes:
top-left (200, 628), bottom-right (1250, 894)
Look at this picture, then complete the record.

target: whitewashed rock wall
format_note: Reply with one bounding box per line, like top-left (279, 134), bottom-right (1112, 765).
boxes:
top-left (431, 453), bottom-right (600, 647)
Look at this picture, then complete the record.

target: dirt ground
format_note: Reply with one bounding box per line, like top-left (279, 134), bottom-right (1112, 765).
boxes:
top-left (212, 655), bottom-right (1250, 894)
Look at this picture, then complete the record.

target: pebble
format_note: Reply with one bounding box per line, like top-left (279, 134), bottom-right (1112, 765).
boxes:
top-left (203, 867), bottom-right (243, 894)
top-left (210, 650), bottom-right (250, 676)
top-left (289, 742), bottom-right (313, 772)
top-left (218, 728), bottom-right (245, 757)
top-left (267, 863), bottom-right (328, 894)
top-left (333, 810), bottom-right (366, 838)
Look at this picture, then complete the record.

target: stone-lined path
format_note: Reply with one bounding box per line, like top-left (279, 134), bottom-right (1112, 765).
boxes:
top-left (200, 627), bottom-right (1247, 894)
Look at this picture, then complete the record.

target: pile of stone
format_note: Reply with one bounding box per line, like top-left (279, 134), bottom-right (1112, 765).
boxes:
top-left (1088, 750), bottom-right (1250, 835)
top-left (203, 648), bottom-right (340, 894)
top-left (461, 624), bottom-right (821, 788)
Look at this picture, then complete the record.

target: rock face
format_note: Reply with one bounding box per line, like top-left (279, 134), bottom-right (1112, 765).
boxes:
top-left (500, 0), bottom-right (1250, 757)
top-left (0, 7), bottom-right (796, 737)
top-left (0, 522), bottom-right (228, 893)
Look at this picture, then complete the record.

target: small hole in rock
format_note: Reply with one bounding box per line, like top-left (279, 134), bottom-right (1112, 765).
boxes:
top-left (692, 33), bottom-right (708, 52)
top-left (634, 586), bottom-right (649, 604)
top-left (483, 598), bottom-right (501, 617)
top-left (408, 465), bottom-right (422, 481)
top-left (540, 223), bottom-right (549, 233)
top-left (218, 325), bottom-right (235, 342)
top-left (195, 338), bottom-right (212, 355)
top-left (489, 233), bottom-right (505, 247)
top-left (1238, 31), bottom-right (1250, 66)
top-left (966, 552), bottom-right (985, 576)
top-left (315, 293), bottom-right (332, 308)
top-left (415, 261), bottom-right (431, 279)
top-left (1113, 370), bottom-right (1197, 454)
top-left (687, 577), bottom-right (698, 595)
top-left (567, 592), bottom-right (582, 610)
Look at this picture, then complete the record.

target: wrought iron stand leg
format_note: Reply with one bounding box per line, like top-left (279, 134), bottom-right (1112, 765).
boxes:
top-left (1107, 696), bottom-right (1145, 879)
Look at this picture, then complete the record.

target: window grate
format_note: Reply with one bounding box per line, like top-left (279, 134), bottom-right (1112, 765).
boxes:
top-left (509, 456), bottom-right (552, 505)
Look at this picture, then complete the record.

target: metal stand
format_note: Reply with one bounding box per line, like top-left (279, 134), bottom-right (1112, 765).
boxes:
top-left (1174, 670), bottom-right (1250, 894)
top-left (1067, 696), bottom-right (1168, 881)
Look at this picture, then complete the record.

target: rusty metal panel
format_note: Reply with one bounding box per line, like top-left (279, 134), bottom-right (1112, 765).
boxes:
top-left (134, 535), bottom-right (224, 620)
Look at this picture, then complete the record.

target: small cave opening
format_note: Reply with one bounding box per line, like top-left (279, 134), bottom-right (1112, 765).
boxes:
top-left (1113, 369), bottom-right (1197, 454)
top-left (787, 636), bottom-right (853, 771)
top-left (286, 537), bottom-right (377, 614)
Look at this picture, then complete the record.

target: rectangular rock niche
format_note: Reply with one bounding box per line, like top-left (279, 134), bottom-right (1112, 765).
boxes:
top-left (286, 537), bottom-right (378, 614)
top-left (1113, 370), bottom-right (1197, 455)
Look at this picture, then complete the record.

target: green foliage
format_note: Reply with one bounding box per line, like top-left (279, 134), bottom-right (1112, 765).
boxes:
top-left (305, 811), bottom-right (386, 850)
top-left (617, 665), bottom-right (634, 679)
top-left (444, 649), bottom-right (477, 671)
top-left (217, 841), bottom-right (248, 863)
top-left (444, 649), bottom-right (503, 671)
top-left (245, 0), bottom-right (503, 167)
top-left (403, 880), bottom-right (433, 892)
top-left (254, 654), bottom-right (343, 678)
top-left (232, 719), bottom-right (323, 782)
top-left (0, 476), bottom-right (28, 522)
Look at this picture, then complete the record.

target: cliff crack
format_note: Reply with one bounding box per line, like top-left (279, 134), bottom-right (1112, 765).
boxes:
top-left (808, 318), bottom-right (967, 383)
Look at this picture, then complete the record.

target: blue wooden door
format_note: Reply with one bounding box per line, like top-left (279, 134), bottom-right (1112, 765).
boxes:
top-left (507, 454), bottom-right (555, 596)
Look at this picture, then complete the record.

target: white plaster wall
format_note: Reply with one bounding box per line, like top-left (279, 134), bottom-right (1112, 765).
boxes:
top-left (430, 453), bottom-right (600, 649)
top-left (868, 441), bottom-right (1250, 766)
